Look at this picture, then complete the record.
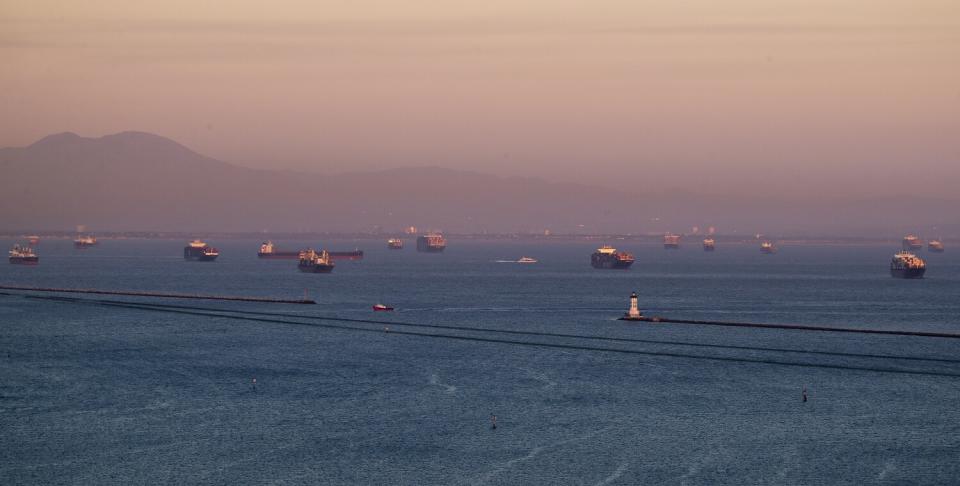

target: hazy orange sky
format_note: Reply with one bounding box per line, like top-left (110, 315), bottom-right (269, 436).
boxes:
top-left (2, 1), bottom-right (958, 197)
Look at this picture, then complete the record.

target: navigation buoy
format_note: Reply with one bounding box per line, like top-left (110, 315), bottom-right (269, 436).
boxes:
top-left (618, 292), bottom-right (644, 321)
top-left (490, 414), bottom-right (497, 430)
top-left (251, 378), bottom-right (257, 392)
top-left (802, 386), bottom-right (808, 402)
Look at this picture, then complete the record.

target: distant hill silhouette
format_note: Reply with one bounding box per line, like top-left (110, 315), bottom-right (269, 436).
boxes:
top-left (0, 131), bottom-right (956, 236)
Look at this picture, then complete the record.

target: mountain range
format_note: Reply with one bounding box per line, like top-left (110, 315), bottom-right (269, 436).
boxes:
top-left (0, 131), bottom-right (956, 236)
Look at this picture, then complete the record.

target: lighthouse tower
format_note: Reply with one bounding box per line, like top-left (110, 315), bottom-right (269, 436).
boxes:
top-left (627, 292), bottom-right (641, 319)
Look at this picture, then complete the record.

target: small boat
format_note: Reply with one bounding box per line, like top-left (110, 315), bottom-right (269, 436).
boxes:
top-left (372, 304), bottom-right (394, 311)
top-left (517, 256), bottom-right (538, 263)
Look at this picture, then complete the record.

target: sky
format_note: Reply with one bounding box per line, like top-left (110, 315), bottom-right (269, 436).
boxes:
top-left (2, 0), bottom-right (958, 198)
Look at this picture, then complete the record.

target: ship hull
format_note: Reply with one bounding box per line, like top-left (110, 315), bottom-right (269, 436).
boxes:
top-left (891, 267), bottom-right (925, 279)
top-left (329, 250), bottom-right (364, 261)
top-left (9, 256), bottom-right (39, 265)
top-left (184, 248), bottom-right (218, 261)
top-left (928, 247), bottom-right (944, 253)
top-left (258, 251), bottom-right (300, 259)
top-left (591, 254), bottom-right (634, 269)
top-left (703, 246), bottom-right (715, 252)
top-left (298, 263), bottom-right (334, 273)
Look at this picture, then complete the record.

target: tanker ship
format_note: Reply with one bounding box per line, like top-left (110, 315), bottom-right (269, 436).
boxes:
top-left (183, 240), bottom-right (219, 261)
top-left (591, 246), bottom-right (634, 269)
top-left (663, 233), bottom-right (681, 249)
top-left (298, 249), bottom-right (335, 273)
top-left (902, 235), bottom-right (923, 251)
top-left (890, 251), bottom-right (926, 279)
top-left (258, 241), bottom-right (300, 259)
top-left (417, 234), bottom-right (446, 252)
top-left (9, 244), bottom-right (39, 264)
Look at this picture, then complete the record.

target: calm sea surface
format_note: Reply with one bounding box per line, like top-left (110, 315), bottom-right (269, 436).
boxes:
top-left (2, 238), bottom-right (959, 484)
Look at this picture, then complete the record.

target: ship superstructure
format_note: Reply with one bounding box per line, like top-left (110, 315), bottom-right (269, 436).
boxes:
top-left (902, 235), bottom-right (923, 251)
top-left (890, 251), bottom-right (926, 279)
top-left (298, 249), bottom-right (335, 273)
top-left (9, 244), bottom-right (39, 264)
top-left (387, 238), bottom-right (404, 250)
top-left (591, 246), bottom-right (634, 269)
top-left (760, 241), bottom-right (776, 254)
top-left (184, 240), bottom-right (219, 261)
top-left (74, 235), bottom-right (98, 248)
top-left (663, 233), bottom-right (681, 249)
top-left (417, 234), bottom-right (447, 252)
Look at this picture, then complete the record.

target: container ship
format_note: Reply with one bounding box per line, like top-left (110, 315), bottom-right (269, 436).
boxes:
top-left (902, 234), bottom-right (923, 251)
top-left (890, 251), bottom-right (926, 278)
top-left (74, 235), bottom-right (98, 248)
top-left (298, 249), bottom-right (335, 273)
top-left (417, 234), bottom-right (446, 252)
top-left (387, 238), bottom-right (404, 250)
top-left (928, 239), bottom-right (945, 253)
top-left (183, 240), bottom-right (219, 261)
top-left (9, 244), bottom-right (39, 264)
top-left (760, 241), bottom-right (776, 254)
top-left (663, 233), bottom-right (681, 249)
top-left (329, 249), bottom-right (364, 261)
top-left (591, 246), bottom-right (634, 269)
top-left (258, 241), bottom-right (300, 259)
top-left (702, 238), bottom-right (716, 251)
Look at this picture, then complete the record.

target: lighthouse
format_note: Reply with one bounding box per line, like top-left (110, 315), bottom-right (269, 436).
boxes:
top-left (619, 292), bottom-right (644, 321)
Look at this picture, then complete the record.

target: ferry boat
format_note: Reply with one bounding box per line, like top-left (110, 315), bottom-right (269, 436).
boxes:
top-left (663, 233), bottom-right (681, 249)
top-left (74, 235), bottom-right (98, 248)
top-left (902, 234), bottom-right (923, 251)
top-left (298, 249), bottom-right (334, 273)
top-left (183, 240), bottom-right (219, 261)
top-left (591, 246), bottom-right (634, 269)
top-left (258, 241), bottom-right (300, 259)
top-left (387, 238), bottom-right (404, 250)
top-left (417, 234), bottom-right (446, 252)
top-left (702, 238), bottom-right (715, 251)
top-left (9, 244), bottom-right (39, 264)
top-left (517, 256), bottom-right (538, 263)
top-left (760, 241), bottom-right (776, 254)
top-left (928, 239), bottom-right (945, 253)
top-left (891, 251), bottom-right (926, 279)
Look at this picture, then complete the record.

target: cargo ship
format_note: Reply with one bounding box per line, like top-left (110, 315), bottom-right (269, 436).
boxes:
top-left (663, 233), bottom-right (681, 249)
top-left (183, 240), bottom-right (219, 261)
top-left (890, 251), bottom-right (926, 279)
top-left (702, 238), bottom-right (715, 251)
top-left (329, 249), bottom-right (364, 261)
top-left (298, 249), bottom-right (334, 273)
top-left (387, 238), bottom-right (404, 250)
top-left (928, 239), bottom-right (945, 253)
top-left (902, 234), bottom-right (923, 251)
top-left (760, 241), bottom-right (776, 254)
top-left (417, 234), bottom-right (446, 252)
top-left (9, 244), bottom-right (39, 264)
top-left (591, 246), bottom-right (634, 269)
top-left (258, 241), bottom-right (300, 259)
top-left (74, 235), bottom-right (98, 248)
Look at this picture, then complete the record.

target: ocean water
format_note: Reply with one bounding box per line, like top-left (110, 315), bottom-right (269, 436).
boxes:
top-left (2, 238), bottom-right (960, 485)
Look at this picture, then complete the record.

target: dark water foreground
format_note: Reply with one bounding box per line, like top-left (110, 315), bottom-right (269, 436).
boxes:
top-left (2, 238), bottom-right (959, 484)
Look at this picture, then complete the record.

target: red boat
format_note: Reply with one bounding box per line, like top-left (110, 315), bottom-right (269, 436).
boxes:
top-left (372, 304), bottom-right (394, 311)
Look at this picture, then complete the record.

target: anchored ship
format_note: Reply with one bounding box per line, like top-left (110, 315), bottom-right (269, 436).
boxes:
top-left (663, 233), bottom-right (681, 249)
top-left (387, 238), bottom-right (404, 250)
top-left (298, 249), bottom-right (334, 273)
top-left (417, 234), bottom-right (446, 252)
top-left (74, 235), bottom-right (98, 248)
top-left (9, 244), bottom-right (39, 264)
top-left (591, 246), bottom-right (634, 269)
top-left (329, 249), bottom-right (364, 261)
top-left (928, 239), bottom-right (945, 253)
top-left (902, 234), bottom-right (923, 251)
top-left (760, 241), bottom-right (776, 254)
top-left (891, 251), bottom-right (926, 279)
top-left (184, 240), bottom-right (219, 261)
top-left (702, 238), bottom-right (715, 252)
top-left (258, 241), bottom-right (300, 259)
